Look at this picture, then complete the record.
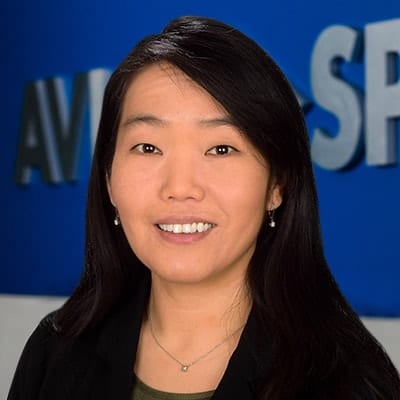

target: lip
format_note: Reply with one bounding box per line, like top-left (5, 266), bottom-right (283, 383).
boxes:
top-left (154, 215), bottom-right (216, 244)
top-left (156, 226), bottom-right (214, 244)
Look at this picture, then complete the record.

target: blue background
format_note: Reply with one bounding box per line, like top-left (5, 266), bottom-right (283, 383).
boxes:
top-left (1, 0), bottom-right (399, 316)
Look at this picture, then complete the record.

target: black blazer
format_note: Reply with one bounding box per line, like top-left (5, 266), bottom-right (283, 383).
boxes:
top-left (8, 277), bottom-right (269, 400)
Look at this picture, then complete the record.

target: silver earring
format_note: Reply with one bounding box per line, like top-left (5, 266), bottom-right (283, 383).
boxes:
top-left (114, 210), bottom-right (120, 226)
top-left (268, 209), bottom-right (276, 228)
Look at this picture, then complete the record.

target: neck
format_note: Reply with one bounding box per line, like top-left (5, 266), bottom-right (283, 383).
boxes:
top-left (147, 273), bottom-right (251, 338)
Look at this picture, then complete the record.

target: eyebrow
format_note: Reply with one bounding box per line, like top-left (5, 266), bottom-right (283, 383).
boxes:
top-left (198, 116), bottom-right (235, 127)
top-left (121, 114), bottom-right (167, 128)
top-left (120, 114), bottom-right (236, 129)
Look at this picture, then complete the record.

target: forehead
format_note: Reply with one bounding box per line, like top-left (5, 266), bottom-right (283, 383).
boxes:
top-left (120, 62), bottom-right (227, 119)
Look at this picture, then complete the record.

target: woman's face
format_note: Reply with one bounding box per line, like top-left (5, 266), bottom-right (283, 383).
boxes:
top-left (107, 63), bottom-right (281, 287)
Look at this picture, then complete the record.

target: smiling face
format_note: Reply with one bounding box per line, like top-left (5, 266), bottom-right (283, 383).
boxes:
top-left (107, 63), bottom-right (281, 287)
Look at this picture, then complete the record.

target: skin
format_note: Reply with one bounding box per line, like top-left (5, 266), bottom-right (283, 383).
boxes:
top-left (107, 62), bottom-right (282, 392)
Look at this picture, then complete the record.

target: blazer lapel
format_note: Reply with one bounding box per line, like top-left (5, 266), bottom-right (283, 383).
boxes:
top-left (90, 274), bottom-right (150, 399)
top-left (212, 308), bottom-right (271, 400)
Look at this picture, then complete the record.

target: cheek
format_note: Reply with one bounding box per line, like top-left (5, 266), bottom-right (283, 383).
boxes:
top-left (222, 164), bottom-right (269, 211)
top-left (109, 165), bottom-right (152, 218)
top-left (110, 175), bottom-right (154, 255)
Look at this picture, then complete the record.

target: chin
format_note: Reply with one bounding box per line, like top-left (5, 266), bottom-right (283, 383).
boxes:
top-left (150, 265), bottom-right (217, 286)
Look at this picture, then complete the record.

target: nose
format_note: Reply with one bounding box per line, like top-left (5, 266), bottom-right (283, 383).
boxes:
top-left (159, 153), bottom-right (205, 202)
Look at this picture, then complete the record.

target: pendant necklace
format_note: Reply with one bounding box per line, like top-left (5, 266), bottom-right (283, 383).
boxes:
top-left (149, 319), bottom-right (245, 372)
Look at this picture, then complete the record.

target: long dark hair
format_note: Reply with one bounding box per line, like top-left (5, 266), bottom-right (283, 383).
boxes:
top-left (56, 16), bottom-right (400, 399)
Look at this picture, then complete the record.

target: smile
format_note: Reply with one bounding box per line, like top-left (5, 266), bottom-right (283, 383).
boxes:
top-left (157, 222), bottom-right (215, 234)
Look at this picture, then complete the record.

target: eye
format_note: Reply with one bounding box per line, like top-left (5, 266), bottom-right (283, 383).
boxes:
top-left (206, 144), bottom-right (238, 156)
top-left (131, 143), bottom-right (162, 154)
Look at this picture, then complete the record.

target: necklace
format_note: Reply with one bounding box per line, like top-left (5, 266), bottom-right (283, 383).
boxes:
top-left (149, 319), bottom-right (245, 372)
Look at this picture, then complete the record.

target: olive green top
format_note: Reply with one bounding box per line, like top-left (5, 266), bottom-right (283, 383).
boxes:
top-left (132, 376), bottom-right (215, 400)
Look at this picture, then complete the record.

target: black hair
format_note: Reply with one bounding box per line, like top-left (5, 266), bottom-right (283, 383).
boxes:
top-left (56, 16), bottom-right (400, 399)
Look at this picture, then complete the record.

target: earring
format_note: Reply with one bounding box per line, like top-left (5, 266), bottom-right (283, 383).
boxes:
top-left (114, 209), bottom-right (120, 226)
top-left (268, 209), bottom-right (276, 228)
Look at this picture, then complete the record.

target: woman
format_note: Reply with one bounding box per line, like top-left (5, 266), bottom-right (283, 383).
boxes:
top-left (8, 16), bottom-right (400, 400)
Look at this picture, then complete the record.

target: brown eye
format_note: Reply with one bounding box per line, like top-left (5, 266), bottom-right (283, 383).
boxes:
top-left (206, 145), bottom-right (237, 156)
top-left (132, 143), bottom-right (162, 154)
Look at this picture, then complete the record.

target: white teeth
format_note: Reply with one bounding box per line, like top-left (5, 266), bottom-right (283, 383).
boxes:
top-left (173, 224), bottom-right (182, 233)
top-left (158, 222), bottom-right (214, 234)
top-left (182, 224), bottom-right (192, 233)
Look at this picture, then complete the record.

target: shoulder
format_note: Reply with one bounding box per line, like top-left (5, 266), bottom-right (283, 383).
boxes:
top-left (8, 309), bottom-right (108, 400)
top-left (8, 311), bottom-right (63, 399)
top-left (17, 310), bottom-right (60, 364)
top-left (7, 289), bottom-right (147, 400)
top-left (309, 342), bottom-right (400, 399)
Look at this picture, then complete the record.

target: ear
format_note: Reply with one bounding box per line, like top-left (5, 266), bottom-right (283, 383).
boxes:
top-left (106, 172), bottom-right (116, 207)
top-left (266, 183), bottom-right (283, 211)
